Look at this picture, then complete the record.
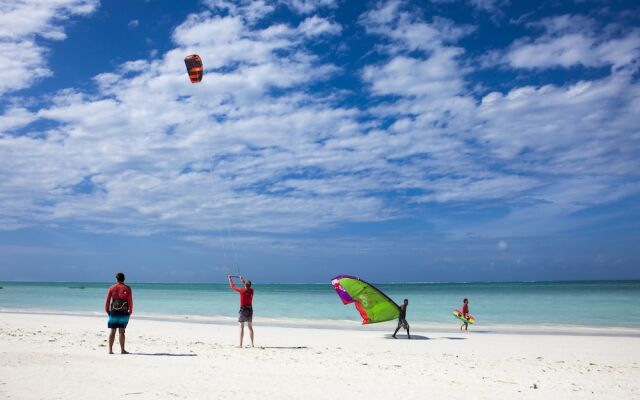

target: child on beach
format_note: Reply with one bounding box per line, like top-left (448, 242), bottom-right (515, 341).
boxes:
top-left (228, 275), bottom-right (255, 348)
top-left (105, 272), bottom-right (133, 354)
top-left (393, 299), bottom-right (411, 339)
top-left (460, 298), bottom-right (470, 332)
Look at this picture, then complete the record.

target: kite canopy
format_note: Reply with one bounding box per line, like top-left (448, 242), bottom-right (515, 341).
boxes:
top-left (331, 275), bottom-right (400, 324)
top-left (184, 54), bottom-right (203, 83)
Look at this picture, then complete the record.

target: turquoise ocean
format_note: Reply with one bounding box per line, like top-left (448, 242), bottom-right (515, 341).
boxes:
top-left (1, 280), bottom-right (639, 330)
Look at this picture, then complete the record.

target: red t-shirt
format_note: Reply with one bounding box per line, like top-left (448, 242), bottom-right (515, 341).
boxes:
top-left (105, 282), bottom-right (133, 314)
top-left (230, 283), bottom-right (253, 307)
top-left (461, 303), bottom-right (469, 316)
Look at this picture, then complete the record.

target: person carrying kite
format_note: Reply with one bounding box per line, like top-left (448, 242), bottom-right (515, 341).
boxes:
top-left (460, 298), bottom-right (470, 332)
top-left (393, 298), bottom-right (411, 339)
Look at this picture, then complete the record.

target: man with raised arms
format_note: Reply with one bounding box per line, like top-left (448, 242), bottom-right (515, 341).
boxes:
top-left (228, 275), bottom-right (254, 348)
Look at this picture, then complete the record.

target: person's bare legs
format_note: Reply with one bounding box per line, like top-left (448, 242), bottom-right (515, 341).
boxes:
top-left (118, 327), bottom-right (128, 354)
top-left (108, 328), bottom-right (116, 354)
top-left (248, 321), bottom-right (254, 347)
top-left (239, 322), bottom-right (245, 347)
top-left (392, 325), bottom-right (400, 338)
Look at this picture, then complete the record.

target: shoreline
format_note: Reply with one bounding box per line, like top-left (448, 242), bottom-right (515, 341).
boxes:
top-left (2, 308), bottom-right (639, 337)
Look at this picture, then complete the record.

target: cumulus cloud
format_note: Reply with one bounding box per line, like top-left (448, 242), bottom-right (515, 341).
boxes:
top-left (358, 2), bottom-right (640, 236)
top-left (503, 14), bottom-right (640, 70)
top-left (358, 1), bottom-right (543, 209)
top-left (0, 5), bottom-right (377, 236)
top-left (360, 3), bottom-right (473, 101)
top-left (204, 0), bottom-right (337, 19)
top-left (298, 16), bottom-right (341, 37)
top-left (0, 0), bottom-right (99, 95)
top-left (0, 107), bottom-right (38, 133)
top-left (1, 0), bottom-right (639, 246)
top-left (477, 72), bottom-right (640, 174)
top-left (279, 0), bottom-right (338, 15)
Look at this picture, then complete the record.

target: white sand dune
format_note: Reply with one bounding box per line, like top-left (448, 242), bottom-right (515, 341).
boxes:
top-left (1, 312), bottom-right (639, 399)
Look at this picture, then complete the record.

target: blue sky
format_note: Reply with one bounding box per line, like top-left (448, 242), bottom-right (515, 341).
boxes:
top-left (0, 0), bottom-right (639, 283)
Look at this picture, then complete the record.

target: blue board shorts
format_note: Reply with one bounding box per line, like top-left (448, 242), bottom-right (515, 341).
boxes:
top-left (108, 311), bottom-right (130, 329)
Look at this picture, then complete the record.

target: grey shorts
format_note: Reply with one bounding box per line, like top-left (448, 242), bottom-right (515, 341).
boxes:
top-left (238, 306), bottom-right (253, 322)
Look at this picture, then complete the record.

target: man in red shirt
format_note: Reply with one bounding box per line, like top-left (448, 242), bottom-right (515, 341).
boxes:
top-left (228, 275), bottom-right (254, 348)
top-left (105, 272), bottom-right (133, 354)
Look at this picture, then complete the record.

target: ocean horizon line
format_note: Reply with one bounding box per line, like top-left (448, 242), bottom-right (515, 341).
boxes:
top-left (2, 278), bottom-right (639, 285)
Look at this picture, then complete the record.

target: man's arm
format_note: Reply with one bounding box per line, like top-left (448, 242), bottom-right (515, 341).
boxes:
top-left (127, 287), bottom-right (133, 314)
top-left (105, 288), bottom-right (112, 314)
top-left (228, 275), bottom-right (240, 292)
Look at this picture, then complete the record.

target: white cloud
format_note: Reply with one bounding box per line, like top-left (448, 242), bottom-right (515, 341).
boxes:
top-left (0, 0), bottom-right (99, 95)
top-left (0, 0), bottom-right (97, 39)
top-left (358, 2), bottom-right (537, 208)
top-left (504, 15), bottom-right (640, 70)
top-left (477, 72), bottom-right (640, 170)
top-left (530, 14), bottom-right (595, 36)
top-left (0, 107), bottom-right (37, 133)
top-left (358, 3), bottom-right (640, 238)
top-left (1, 2), bottom-right (638, 245)
top-left (417, 175), bottom-right (540, 203)
top-left (0, 8), bottom-right (377, 235)
top-left (360, 3), bottom-right (472, 103)
top-left (280, 0), bottom-right (338, 15)
top-left (298, 16), bottom-right (341, 37)
top-left (0, 40), bottom-right (52, 95)
top-left (363, 50), bottom-right (465, 97)
top-left (204, 0), bottom-right (336, 19)
top-left (128, 19), bottom-right (139, 28)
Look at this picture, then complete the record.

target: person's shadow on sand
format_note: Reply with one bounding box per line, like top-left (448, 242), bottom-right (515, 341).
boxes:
top-left (383, 334), bottom-right (467, 341)
top-left (132, 352), bottom-right (197, 356)
top-left (383, 334), bottom-right (429, 340)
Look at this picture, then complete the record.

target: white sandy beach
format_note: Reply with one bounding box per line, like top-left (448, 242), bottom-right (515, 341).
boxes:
top-left (1, 312), bottom-right (639, 400)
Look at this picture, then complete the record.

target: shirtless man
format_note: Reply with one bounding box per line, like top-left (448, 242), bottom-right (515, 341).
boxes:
top-left (392, 299), bottom-right (410, 339)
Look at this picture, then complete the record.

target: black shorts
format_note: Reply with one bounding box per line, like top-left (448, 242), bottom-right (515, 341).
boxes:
top-left (238, 306), bottom-right (253, 322)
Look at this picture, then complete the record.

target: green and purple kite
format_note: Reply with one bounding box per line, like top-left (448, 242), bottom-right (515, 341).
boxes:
top-left (331, 275), bottom-right (400, 324)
